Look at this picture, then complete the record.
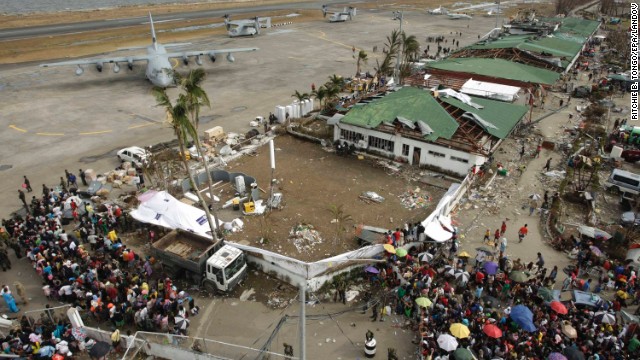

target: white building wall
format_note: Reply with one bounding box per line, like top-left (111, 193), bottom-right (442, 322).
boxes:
top-left (335, 123), bottom-right (486, 176)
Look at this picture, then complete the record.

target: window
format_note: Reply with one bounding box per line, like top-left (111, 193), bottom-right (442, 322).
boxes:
top-left (368, 136), bottom-right (394, 152)
top-left (402, 144), bottom-right (410, 156)
top-left (428, 150), bottom-right (445, 158)
top-left (340, 129), bottom-right (362, 143)
top-left (450, 156), bottom-right (469, 163)
top-left (613, 175), bottom-right (640, 188)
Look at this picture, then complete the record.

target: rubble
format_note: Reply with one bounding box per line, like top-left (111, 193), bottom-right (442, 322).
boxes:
top-left (289, 224), bottom-right (324, 253)
top-left (398, 187), bottom-right (431, 209)
top-left (359, 191), bottom-right (385, 203)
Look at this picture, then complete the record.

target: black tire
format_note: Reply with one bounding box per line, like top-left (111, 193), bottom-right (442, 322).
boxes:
top-left (203, 280), bottom-right (217, 295)
top-left (609, 186), bottom-right (620, 194)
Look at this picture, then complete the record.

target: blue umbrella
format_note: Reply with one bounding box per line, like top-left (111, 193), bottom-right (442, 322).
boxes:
top-left (510, 305), bottom-right (536, 332)
top-left (483, 261), bottom-right (499, 275)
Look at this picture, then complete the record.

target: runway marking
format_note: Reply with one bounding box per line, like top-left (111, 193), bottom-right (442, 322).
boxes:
top-left (128, 123), bottom-right (155, 129)
top-left (36, 132), bottom-right (65, 136)
top-left (8, 125), bottom-right (27, 132)
top-left (79, 130), bottom-right (113, 135)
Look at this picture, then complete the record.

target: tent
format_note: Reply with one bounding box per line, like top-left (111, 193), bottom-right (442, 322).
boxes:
top-left (460, 79), bottom-right (521, 102)
top-left (130, 190), bottom-right (219, 237)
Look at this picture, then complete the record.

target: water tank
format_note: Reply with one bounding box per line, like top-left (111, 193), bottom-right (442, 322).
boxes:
top-left (235, 176), bottom-right (246, 194)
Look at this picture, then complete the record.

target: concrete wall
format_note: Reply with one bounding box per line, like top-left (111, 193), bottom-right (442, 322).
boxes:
top-left (334, 123), bottom-right (485, 176)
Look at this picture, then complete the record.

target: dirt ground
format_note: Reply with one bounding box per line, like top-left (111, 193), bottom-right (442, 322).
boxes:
top-left (223, 135), bottom-right (446, 261)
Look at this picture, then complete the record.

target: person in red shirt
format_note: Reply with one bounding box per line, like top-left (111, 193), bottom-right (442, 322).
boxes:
top-left (518, 224), bottom-right (528, 243)
top-left (476, 271), bottom-right (485, 285)
top-left (501, 220), bottom-right (507, 236)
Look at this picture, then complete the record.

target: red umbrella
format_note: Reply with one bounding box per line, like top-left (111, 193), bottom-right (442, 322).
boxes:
top-left (483, 324), bottom-right (503, 338)
top-left (550, 301), bottom-right (568, 315)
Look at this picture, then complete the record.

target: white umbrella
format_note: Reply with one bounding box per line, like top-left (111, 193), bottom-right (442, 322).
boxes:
top-left (419, 252), bottom-right (434, 262)
top-left (455, 270), bottom-right (470, 283)
top-left (443, 265), bottom-right (455, 277)
top-left (594, 312), bottom-right (616, 324)
top-left (437, 333), bottom-right (459, 352)
top-left (529, 194), bottom-right (542, 200)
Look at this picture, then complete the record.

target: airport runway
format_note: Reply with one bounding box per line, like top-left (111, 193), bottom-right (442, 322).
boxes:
top-left (0, 0), bottom-right (345, 41)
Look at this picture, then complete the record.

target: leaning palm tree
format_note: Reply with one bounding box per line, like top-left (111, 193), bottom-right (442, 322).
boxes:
top-left (177, 69), bottom-right (221, 240)
top-left (152, 88), bottom-right (220, 239)
top-left (399, 33), bottom-right (420, 83)
top-left (354, 49), bottom-right (368, 76)
top-left (312, 86), bottom-right (328, 109)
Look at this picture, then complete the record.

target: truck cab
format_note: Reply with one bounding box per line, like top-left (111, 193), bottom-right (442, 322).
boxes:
top-left (204, 245), bottom-right (247, 293)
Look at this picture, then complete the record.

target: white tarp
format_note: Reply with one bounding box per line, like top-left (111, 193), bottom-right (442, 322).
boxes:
top-left (460, 79), bottom-right (521, 102)
top-left (626, 248), bottom-right (640, 268)
top-left (420, 183), bottom-right (461, 242)
top-left (130, 190), bottom-right (219, 236)
top-left (437, 88), bottom-right (483, 109)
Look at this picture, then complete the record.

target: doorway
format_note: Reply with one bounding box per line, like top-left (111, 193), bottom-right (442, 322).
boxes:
top-left (413, 147), bottom-right (421, 165)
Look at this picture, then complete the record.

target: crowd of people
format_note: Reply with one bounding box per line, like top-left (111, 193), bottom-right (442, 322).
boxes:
top-left (1, 173), bottom-right (198, 358)
top-left (361, 224), bottom-right (640, 360)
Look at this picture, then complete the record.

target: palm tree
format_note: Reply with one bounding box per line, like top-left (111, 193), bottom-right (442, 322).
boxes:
top-left (375, 29), bottom-right (401, 79)
top-left (326, 74), bottom-right (344, 91)
top-left (177, 69), bottom-right (221, 240)
top-left (324, 83), bottom-right (341, 108)
top-left (354, 49), bottom-right (368, 76)
top-left (328, 204), bottom-right (353, 247)
top-left (291, 90), bottom-right (310, 102)
top-left (399, 33), bottom-right (420, 83)
top-left (312, 86), bottom-right (328, 109)
top-left (152, 87), bottom-right (219, 240)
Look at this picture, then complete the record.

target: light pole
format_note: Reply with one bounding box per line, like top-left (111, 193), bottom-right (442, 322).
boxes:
top-left (495, 0), bottom-right (501, 29)
top-left (392, 10), bottom-right (403, 85)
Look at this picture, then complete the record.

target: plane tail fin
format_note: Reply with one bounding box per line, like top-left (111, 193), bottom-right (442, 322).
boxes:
top-left (149, 12), bottom-right (158, 51)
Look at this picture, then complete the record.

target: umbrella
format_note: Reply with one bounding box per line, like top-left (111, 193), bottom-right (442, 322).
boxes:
top-left (458, 251), bottom-right (471, 258)
top-left (415, 297), bottom-right (433, 308)
top-left (483, 261), bottom-right (499, 275)
top-left (530, 193), bottom-right (542, 200)
top-left (538, 287), bottom-right (554, 301)
top-left (437, 334), bottom-right (458, 352)
top-left (395, 248), bottom-right (408, 257)
top-left (383, 244), bottom-right (396, 254)
top-left (71, 327), bottom-right (87, 341)
top-left (453, 348), bottom-right (474, 360)
top-left (589, 245), bottom-right (603, 257)
top-left (594, 311), bottom-right (616, 324)
top-left (548, 352), bottom-right (568, 360)
top-left (88, 341), bottom-right (111, 358)
top-left (174, 315), bottom-right (190, 330)
top-left (563, 347), bottom-right (585, 360)
top-left (450, 323), bottom-right (470, 339)
top-left (476, 246), bottom-right (494, 254)
top-left (509, 270), bottom-right (528, 283)
top-left (483, 324), bottom-right (502, 338)
top-left (455, 270), bottom-right (470, 283)
top-left (510, 305), bottom-right (536, 332)
top-left (562, 322), bottom-right (578, 339)
top-left (443, 265), bottom-right (456, 277)
top-left (549, 301), bottom-right (568, 315)
top-left (419, 252), bottom-right (434, 262)
top-left (364, 266), bottom-right (379, 274)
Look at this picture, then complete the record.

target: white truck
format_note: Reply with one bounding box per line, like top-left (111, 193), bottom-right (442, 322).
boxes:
top-left (150, 229), bottom-right (247, 293)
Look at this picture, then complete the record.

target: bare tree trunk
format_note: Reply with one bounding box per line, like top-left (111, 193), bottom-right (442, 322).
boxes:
top-left (194, 140), bottom-right (221, 241)
top-left (178, 135), bottom-right (219, 240)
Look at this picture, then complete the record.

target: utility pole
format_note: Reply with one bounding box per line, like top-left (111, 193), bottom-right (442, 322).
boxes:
top-left (392, 10), bottom-right (403, 85)
top-left (495, 0), bottom-right (501, 29)
top-left (299, 283), bottom-right (306, 360)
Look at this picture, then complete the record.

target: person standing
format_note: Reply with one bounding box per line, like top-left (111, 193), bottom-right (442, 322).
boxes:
top-left (79, 169), bottom-right (88, 186)
top-left (518, 224), bottom-right (528, 243)
top-left (529, 199), bottom-right (538, 216)
top-left (18, 189), bottom-right (28, 211)
top-left (494, 229), bottom-right (500, 244)
top-left (23, 176), bottom-right (32, 192)
top-left (483, 229), bottom-right (491, 244)
top-left (68, 172), bottom-right (78, 188)
top-left (535, 252), bottom-right (545, 273)
top-left (535, 144), bottom-right (542, 158)
top-left (500, 220), bottom-right (507, 236)
top-left (544, 158), bottom-right (553, 172)
top-left (42, 184), bottom-right (50, 198)
top-left (13, 281), bottom-right (28, 305)
top-left (519, 144), bottom-right (526, 159)
top-left (500, 237), bottom-right (508, 255)
top-left (1, 285), bottom-right (19, 313)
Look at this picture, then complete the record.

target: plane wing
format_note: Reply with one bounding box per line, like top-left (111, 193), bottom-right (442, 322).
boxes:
top-left (40, 55), bottom-right (151, 67)
top-left (164, 47), bottom-right (258, 59)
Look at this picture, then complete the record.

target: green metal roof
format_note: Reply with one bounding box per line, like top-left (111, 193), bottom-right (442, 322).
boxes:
top-left (439, 95), bottom-right (528, 139)
top-left (340, 87), bottom-right (458, 141)
top-left (556, 17), bottom-right (601, 37)
top-left (427, 58), bottom-right (560, 85)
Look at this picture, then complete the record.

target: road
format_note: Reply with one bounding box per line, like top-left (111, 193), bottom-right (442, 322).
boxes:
top-left (0, 0), bottom-right (345, 41)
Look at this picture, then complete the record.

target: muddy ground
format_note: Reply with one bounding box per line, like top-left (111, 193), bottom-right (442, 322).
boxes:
top-left (222, 135), bottom-right (447, 261)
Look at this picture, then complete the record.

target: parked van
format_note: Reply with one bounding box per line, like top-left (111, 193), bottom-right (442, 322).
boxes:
top-left (604, 169), bottom-right (640, 196)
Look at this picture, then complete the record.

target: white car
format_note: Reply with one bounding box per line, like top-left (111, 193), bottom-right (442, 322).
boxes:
top-left (117, 146), bottom-right (149, 168)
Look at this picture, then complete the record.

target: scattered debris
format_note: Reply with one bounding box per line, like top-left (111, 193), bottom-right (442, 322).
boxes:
top-left (289, 224), bottom-right (324, 253)
top-left (398, 187), bottom-right (432, 209)
top-left (360, 191), bottom-right (385, 203)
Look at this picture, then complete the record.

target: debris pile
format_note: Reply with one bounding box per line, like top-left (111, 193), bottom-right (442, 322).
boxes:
top-left (359, 191), bottom-right (385, 203)
top-left (289, 224), bottom-right (323, 253)
top-left (398, 187), bottom-right (431, 209)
